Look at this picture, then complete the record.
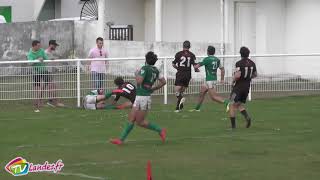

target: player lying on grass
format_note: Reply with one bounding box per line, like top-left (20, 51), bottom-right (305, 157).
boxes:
top-left (229, 46), bottom-right (257, 129)
top-left (110, 51), bottom-right (167, 145)
top-left (83, 77), bottom-right (136, 110)
top-left (190, 46), bottom-right (230, 112)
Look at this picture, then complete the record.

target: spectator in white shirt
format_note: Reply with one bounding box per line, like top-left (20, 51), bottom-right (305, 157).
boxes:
top-left (88, 37), bottom-right (108, 89)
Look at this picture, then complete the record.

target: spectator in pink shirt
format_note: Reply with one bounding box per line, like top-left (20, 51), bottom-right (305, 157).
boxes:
top-left (88, 37), bottom-right (108, 89)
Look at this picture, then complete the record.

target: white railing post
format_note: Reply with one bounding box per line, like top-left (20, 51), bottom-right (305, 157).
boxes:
top-left (77, 60), bottom-right (81, 108)
top-left (163, 58), bottom-right (168, 104)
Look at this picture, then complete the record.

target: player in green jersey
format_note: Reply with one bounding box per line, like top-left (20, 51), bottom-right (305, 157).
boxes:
top-left (110, 51), bottom-right (167, 145)
top-left (190, 46), bottom-right (229, 112)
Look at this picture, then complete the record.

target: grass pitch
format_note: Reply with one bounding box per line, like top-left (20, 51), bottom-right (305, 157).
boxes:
top-left (0, 96), bottom-right (320, 180)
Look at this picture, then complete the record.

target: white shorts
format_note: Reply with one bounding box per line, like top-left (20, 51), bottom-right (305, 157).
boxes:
top-left (205, 81), bottom-right (217, 89)
top-left (84, 103), bottom-right (96, 110)
top-left (133, 96), bottom-right (151, 111)
top-left (83, 95), bottom-right (97, 110)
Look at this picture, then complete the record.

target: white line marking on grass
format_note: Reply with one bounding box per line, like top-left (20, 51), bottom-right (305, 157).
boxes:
top-left (14, 129), bottom-right (313, 149)
top-left (50, 172), bottom-right (108, 180)
top-left (0, 118), bottom-right (38, 121)
top-left (70, 160), bottom-right (126, 167)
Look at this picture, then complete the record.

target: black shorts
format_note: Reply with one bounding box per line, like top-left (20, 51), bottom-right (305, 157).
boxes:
top-left (175, 72), bottom-right (191, 87)
top-left (230, 87), bottom-right (250, 104)
top-left (33, 71), bottom-right (52, 86)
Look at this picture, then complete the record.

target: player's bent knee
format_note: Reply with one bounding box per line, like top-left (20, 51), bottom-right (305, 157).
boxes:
top-left (175, 92), bottom-right (182, 97)
top-left (200, 86), bottom-right (208, 93)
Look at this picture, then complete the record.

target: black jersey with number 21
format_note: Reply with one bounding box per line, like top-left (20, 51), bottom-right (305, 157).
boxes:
top-left (172, 50), bottom-right (196, 72)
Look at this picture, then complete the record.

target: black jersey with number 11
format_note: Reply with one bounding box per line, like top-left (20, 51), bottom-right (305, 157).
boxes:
top-left (234, 58), bottom-right (257, 90)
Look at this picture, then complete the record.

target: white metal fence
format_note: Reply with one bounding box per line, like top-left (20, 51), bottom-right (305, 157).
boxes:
top-left (1, 53), bottom-right (320, 107)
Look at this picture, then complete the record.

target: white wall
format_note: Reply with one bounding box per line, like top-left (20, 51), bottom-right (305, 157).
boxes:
top-left (0, 0), bottom-right (35, 22)
top-left (285, 0), bottom-right (320, 76)
top-left (105, 0), bottom-right (145, 41)
top-left (255, 0), bottom-right (286, 74)
top-left (256, 0), bottom-right (286, 54)
top-left (60, 0), bottom-right (83, 18)
top-left (285, 0), bottom-right (320, 53)
top-left (144, 0), bottom-right (155, 41)
top-left (162, 0), bottom-right (221, 43)
top-left (33, 0), bottom-right (46, 20)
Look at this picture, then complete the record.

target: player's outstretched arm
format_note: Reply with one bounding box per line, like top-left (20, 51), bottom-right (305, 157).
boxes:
top-left (193, 64), bottom-right (200, 72)
top-left (194, 63), bottom-right (201, 69)
top-left (252, 64), bottom-right (258, 79)
top-left (151, 78), bottom-right (167, 92)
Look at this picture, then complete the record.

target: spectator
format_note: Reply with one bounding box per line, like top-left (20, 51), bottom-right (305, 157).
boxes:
top-left (45, 40), bottom-right (59, 60)
top-left (27, 40), bottom-right (49, 112)
top-left (45, 40), bottom-right (64, 107)
top-left (88, 37), bottom-right (108, 89)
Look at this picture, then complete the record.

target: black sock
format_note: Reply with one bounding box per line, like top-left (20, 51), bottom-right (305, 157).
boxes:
top-left (241, 110), bottom-right (251, 128)
top-left (176, 96), bottom-right (182, 110)
top-left (240, 110), bottom-right (250, 121)
top-left (230, 117), bottom-right (236, 129)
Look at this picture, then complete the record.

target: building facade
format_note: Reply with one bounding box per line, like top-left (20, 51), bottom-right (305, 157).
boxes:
top-left (0, 0), bottom-right (320, 55)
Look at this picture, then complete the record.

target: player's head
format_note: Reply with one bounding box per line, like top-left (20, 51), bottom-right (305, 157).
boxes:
top-left (97, 89), bottom-right (104, 95)
top-left (114, 77), bottom-right (124, 87)
top-left (207, 46), bottom-right (216, 56)
top-left (183, 40), bottom-right (191, 50)
top-left (240, 46), bottom-right (250, 58)
top-left (145, 51), bottom-right (158, 65)
top-left (32, 40), bottom-right (41, 51)
top-left (96, 37), bottom-right (104, 49)
top-left (48, 40), bottom-right (59, 51)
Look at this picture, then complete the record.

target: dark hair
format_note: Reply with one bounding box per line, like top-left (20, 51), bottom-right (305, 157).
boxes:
top-left (183, 40), bottom-right (191, 49)
top-left (32, 40), bottom-right (40, 47)
top-left (207, 46), bottom-right (215, 55)
top-left (240, 46), bottom-right (250, 58)
top-left (49, 40), bottom-right (59, 46)
top-left (114, 77), bottom-right (124, 87)
top-left (145, 51), bottom-right (158, 65)
top-left (96, 37), bottom-right (104, 42)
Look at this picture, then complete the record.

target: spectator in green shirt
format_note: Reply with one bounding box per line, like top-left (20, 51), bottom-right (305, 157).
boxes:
top-left (27, 40), bottom-right (51, 112)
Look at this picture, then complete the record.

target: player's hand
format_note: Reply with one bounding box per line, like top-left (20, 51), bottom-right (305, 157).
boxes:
top-left (194, 68), bottom-right (200, 72)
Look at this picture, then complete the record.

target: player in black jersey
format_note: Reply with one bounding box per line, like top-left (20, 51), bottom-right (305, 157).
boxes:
top-left (172, 41), bottom-right (199, 112)
top-left (83, 77), bottom-right (136, 110)
top-left (111, 77), bottom-right (136, 109)
top-left (229, 47), bottom-right (257, 129)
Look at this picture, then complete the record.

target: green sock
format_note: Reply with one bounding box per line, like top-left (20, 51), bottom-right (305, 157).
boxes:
top-left (195, 103), bottom-right (202, 110)
top-left (147, 122), bottom-right (162, 133)
top-left (104, 105), bottom-right (117, 109)
top-left (120, 122), bottom-right (134, 141)
top-left (105, 91), bottom-right (112, 98)
top-left (223, 99), bottom-right (229, 107)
